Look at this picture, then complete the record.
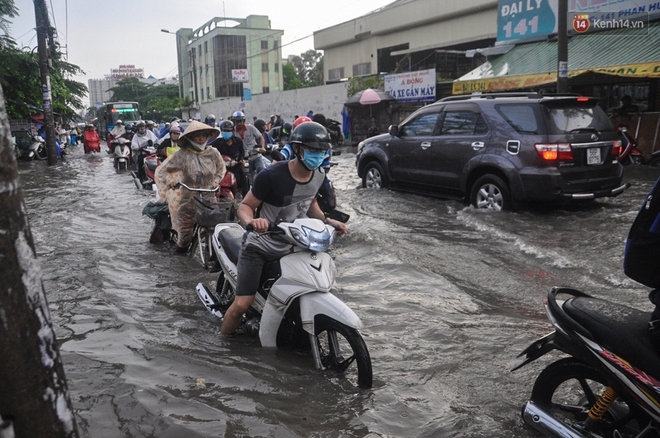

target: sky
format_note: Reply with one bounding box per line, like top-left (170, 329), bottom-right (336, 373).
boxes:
top-left (9, 0), bottom-right (395, 107)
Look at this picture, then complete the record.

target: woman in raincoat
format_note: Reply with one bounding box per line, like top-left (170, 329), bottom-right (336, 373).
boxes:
top-left (83, 124), bottom-right (101, 153)
top-left (155, 120), bottom-right (226, 252)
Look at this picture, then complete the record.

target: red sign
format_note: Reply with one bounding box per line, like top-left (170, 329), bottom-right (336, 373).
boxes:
top-left (573, 14), bottom-right (590, 33)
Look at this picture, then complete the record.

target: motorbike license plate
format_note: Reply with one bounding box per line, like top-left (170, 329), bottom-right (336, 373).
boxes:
top-left (587, 148), bottom-right (601, 165)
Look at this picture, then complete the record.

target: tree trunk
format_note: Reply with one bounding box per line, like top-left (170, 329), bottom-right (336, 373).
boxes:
top-left (0, 85), bottom-right (79, 436)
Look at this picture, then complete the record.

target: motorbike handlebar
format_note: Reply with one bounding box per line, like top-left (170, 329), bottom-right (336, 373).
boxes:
top-left (245, 222), bottom-right (280, 233)
top-left (174, 182), bottom-right (220, 192)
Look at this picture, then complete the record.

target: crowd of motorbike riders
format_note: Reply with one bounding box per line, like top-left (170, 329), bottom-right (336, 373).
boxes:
top-left (103, 110), bottom-right (342, 258)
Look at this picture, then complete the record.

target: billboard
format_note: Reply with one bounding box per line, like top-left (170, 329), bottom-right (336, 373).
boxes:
top-left (384, 68), bottom-right (436, 103)
top-left (232, 69), bottom-right (249, 83)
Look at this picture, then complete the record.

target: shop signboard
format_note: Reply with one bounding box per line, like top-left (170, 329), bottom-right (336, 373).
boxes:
top-left (384, 68), bottom-right (436, 103)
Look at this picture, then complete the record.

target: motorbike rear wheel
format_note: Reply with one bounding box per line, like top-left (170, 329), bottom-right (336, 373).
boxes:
top-left (529, 357), bottom-right (640, 437)
top-left (314, 314), bottom-right (372, 388)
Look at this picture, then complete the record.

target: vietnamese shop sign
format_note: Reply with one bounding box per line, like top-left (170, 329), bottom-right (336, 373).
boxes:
top-left (384, 69), bottom-right (436, 103)
top-left (497, 0), bottom-right (657, 43)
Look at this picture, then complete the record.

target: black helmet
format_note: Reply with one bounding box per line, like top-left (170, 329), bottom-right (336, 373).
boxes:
top-left (290, 121), bottom-right (331, 151)
top-left (312, 113), bottom-right (326, 126)
top-left (220, 120), bottom-right (234, 132)
top-left (254, 118), bottom-right (267, 132)
top-left (281, 122), bottom-right (292, 136)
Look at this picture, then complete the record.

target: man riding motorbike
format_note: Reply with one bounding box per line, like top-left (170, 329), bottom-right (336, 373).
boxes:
top-left (131, 121), bottom-right (159, 182)
top-left (220, 121), bottom-right (347, 335)
top-left (210, 120), bottom-right (247, 197)
top-left (232, 110), bottom-right (266, 188)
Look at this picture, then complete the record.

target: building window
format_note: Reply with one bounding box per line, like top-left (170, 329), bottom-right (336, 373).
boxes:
top-left (263, 87), bottom-right (269, 94)
top-left (328, 67), bottom-right (344, 81)
top-left (273, 40), bottom-right (279, 50)
top-left (201, 88), bottom-right (204, 100)
top-left (207, 87), bottom-right (210, 100)
top-left (353, 63), bottom-right (371, 76)
top-left (262, 62), bottom-right (269, 72)
top-left (261, 40), bottom-right (268, 50)
top-left (204, 41), bottom-right (208, 54)
top-left (205, 64), bottom-right (209, 76)
top-left (274, 63), bottom-right (279, 72)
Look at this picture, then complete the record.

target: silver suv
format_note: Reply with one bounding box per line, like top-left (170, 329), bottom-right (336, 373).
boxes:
top-left (356, 93), bottom-right (627, 210)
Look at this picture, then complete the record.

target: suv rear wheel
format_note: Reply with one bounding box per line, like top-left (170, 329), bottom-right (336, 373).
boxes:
top-left (362, 162), bottom-right (389, 189)
top-left (470, 175), bottom-right (512, 211)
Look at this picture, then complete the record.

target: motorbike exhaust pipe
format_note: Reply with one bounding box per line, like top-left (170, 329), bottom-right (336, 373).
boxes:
top-left (522, 401), bottom-right (589, 438)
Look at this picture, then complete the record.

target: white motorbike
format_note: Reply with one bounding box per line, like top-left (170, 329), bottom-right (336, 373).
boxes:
top-left (195, 218), bottom-right (373, 388)
top-left (111, 138), bottom-right (131, 171)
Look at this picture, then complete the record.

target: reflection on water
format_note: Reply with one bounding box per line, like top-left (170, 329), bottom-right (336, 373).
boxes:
top-left (17, 146), bottom-right (658, 437)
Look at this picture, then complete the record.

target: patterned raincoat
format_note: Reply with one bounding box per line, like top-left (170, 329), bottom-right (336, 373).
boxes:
top-left (155, 146), bottom-right (226, 248)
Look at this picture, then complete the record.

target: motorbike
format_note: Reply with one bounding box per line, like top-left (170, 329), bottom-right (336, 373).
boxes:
top-left (111, 137), bottom-right (131, 171)
top-left (514, 286), bottom-right (660, 438)
top-left (194, 217), bottom-right (373, 388)
top-left (325, 118), bottom-right (344, 147)
top-left (616, 125), bottom-right (645, 165)
top-left (132, 146), bottom-right (161, 190)
top-left (647, 151), bottom-right (660, 167)
top-left (179, 181), bottom-right (238, 269)
top-left (15, 135), bottom-right (48, 161)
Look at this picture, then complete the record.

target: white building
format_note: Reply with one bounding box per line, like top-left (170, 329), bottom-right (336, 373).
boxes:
top-left (173, 15), bottom-right (284, 106)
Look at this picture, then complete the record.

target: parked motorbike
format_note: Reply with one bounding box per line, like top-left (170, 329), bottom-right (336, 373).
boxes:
top-left (195, 217), bottom-right (373, 388)
top-left (514, 286), bottom-right (660, 438)
top-left (325, 118), bottom-right (344, 147)
top-left (15, 135), bottom-right (48, 161)
top-left (132, 146), bottom-right (161, 190)
top-left (648, 151), bottom-right (660, 167)
top-left (616, 125), bottom-right (645, 165)
top-left (111, 137), bottom-right (131, 171)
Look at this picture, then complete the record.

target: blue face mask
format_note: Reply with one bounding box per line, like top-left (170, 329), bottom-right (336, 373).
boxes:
top-left (221, 132), bottom-right (233, 140)
top-left (300, 148), bottom-right (326, 170)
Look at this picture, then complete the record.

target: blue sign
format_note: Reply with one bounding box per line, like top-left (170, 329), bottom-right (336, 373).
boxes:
top-left (497, 0), bottom-right (558, 43)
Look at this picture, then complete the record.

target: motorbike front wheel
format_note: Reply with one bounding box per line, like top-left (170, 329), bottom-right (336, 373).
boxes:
top-left (529, 357), bottom-right (639, 437)
top-left (314, 315), bottom-right (372, 388)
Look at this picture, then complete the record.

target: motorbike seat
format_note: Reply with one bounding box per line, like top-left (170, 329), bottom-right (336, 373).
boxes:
top-left (563, 296), bottom-right (660, 380)
top-left (218, 227), bottom-right (244, 265)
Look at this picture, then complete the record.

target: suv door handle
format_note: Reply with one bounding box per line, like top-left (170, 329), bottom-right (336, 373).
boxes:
top-left (471, 142), bottom-right (485, 149)
top-left (421, 141), bottom-right (431, 149)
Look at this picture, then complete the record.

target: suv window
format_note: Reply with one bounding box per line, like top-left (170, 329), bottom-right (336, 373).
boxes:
top-left (542, 104), bottom-right (612, 134)
top-left (400, 112), bottom-right (440, 137)
top-left (441, 111), bottom-right (488, 135)
top-left (496, 104), bottom-right (540, 134)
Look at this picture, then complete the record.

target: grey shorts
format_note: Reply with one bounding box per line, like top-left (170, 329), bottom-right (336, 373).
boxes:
top-left (235, 243), bottom-right (285, 296)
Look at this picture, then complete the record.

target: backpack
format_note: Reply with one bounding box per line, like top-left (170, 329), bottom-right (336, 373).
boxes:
top-left (624, 177), bottom-right (660, 288)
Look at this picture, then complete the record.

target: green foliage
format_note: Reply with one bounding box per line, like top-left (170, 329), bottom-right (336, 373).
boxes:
top-left (109, 78), bottom-right (183, 121)
top-left (283, 63), bottom-right (304, 90)
top-left (0, 46), bottom-right (87, 120)
top-left (347, 76), bottom-right (384, 98)
top-left (287, 50), bottom-right (323, 89)
top-left (0, 0), bottom-right (87, 121)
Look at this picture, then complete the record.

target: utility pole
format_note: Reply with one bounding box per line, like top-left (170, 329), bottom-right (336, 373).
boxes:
top-left (0, 84), bottom-right (79, 436)
top-left (34, 0), bottom-right (58, 165)
top-left (557, 0), bottom-right (569, 93)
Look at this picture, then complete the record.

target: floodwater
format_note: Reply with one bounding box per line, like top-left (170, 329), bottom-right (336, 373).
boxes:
top-left (17, 143), bottom-right (660, 437)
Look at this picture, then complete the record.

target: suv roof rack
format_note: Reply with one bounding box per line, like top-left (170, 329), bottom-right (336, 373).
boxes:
top-left (439, 92), bottom-right (581, 102)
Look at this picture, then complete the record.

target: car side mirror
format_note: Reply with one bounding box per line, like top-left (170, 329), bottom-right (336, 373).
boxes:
top-left (388, 125), bottom-right (399, 136)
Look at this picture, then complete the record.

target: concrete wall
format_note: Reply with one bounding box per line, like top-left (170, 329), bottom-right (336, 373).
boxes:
top-left (199, 82), bottom-right (349, 127)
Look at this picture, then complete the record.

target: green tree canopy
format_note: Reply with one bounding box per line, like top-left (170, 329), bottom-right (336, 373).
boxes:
top-left (285, 50), bottom-right (324, 90)
top-left (0, 0), bottom-right (87, 121)
top-left (109, 77), bottom-right (188, 122)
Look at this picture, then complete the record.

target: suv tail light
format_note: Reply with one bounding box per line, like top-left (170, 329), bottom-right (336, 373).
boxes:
top-left (611, 139), bottom-right (622, 158)
top-left (534, 143), bottom-right (573, 161)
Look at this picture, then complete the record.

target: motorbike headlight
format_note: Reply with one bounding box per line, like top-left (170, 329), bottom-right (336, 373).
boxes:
top-left (289, 225), bottom-right (335, 252)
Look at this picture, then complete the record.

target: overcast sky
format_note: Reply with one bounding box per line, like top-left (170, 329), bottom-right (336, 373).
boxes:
top-left (9, 0), bottom-right (394, 106)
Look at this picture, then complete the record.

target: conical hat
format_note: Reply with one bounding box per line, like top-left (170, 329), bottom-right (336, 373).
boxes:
top-left (180, 120), bottom-right (220, 143)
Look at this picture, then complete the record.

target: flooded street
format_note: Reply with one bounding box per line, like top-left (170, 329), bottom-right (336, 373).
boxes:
top-left (17, 144), bottom-right (660, 437)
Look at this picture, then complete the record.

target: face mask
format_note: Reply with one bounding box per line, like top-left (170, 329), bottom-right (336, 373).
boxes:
top-left (189, 140), bottom-right (206, 151)
top-left (299, 148), bottom-right (326, 170)
top-left (221, 132), bottom-right (233, 140)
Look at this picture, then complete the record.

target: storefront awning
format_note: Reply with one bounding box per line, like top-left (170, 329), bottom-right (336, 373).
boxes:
top-left (453, 21), bottom-right (660, 94)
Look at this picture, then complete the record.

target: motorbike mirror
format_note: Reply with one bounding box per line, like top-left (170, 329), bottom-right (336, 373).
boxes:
top-left (388, 125), bottom-right (399, 136)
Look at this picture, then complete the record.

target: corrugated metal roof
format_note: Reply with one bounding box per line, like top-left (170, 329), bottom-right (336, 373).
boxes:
top-left (470, 21), bottom-right (660, 78)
